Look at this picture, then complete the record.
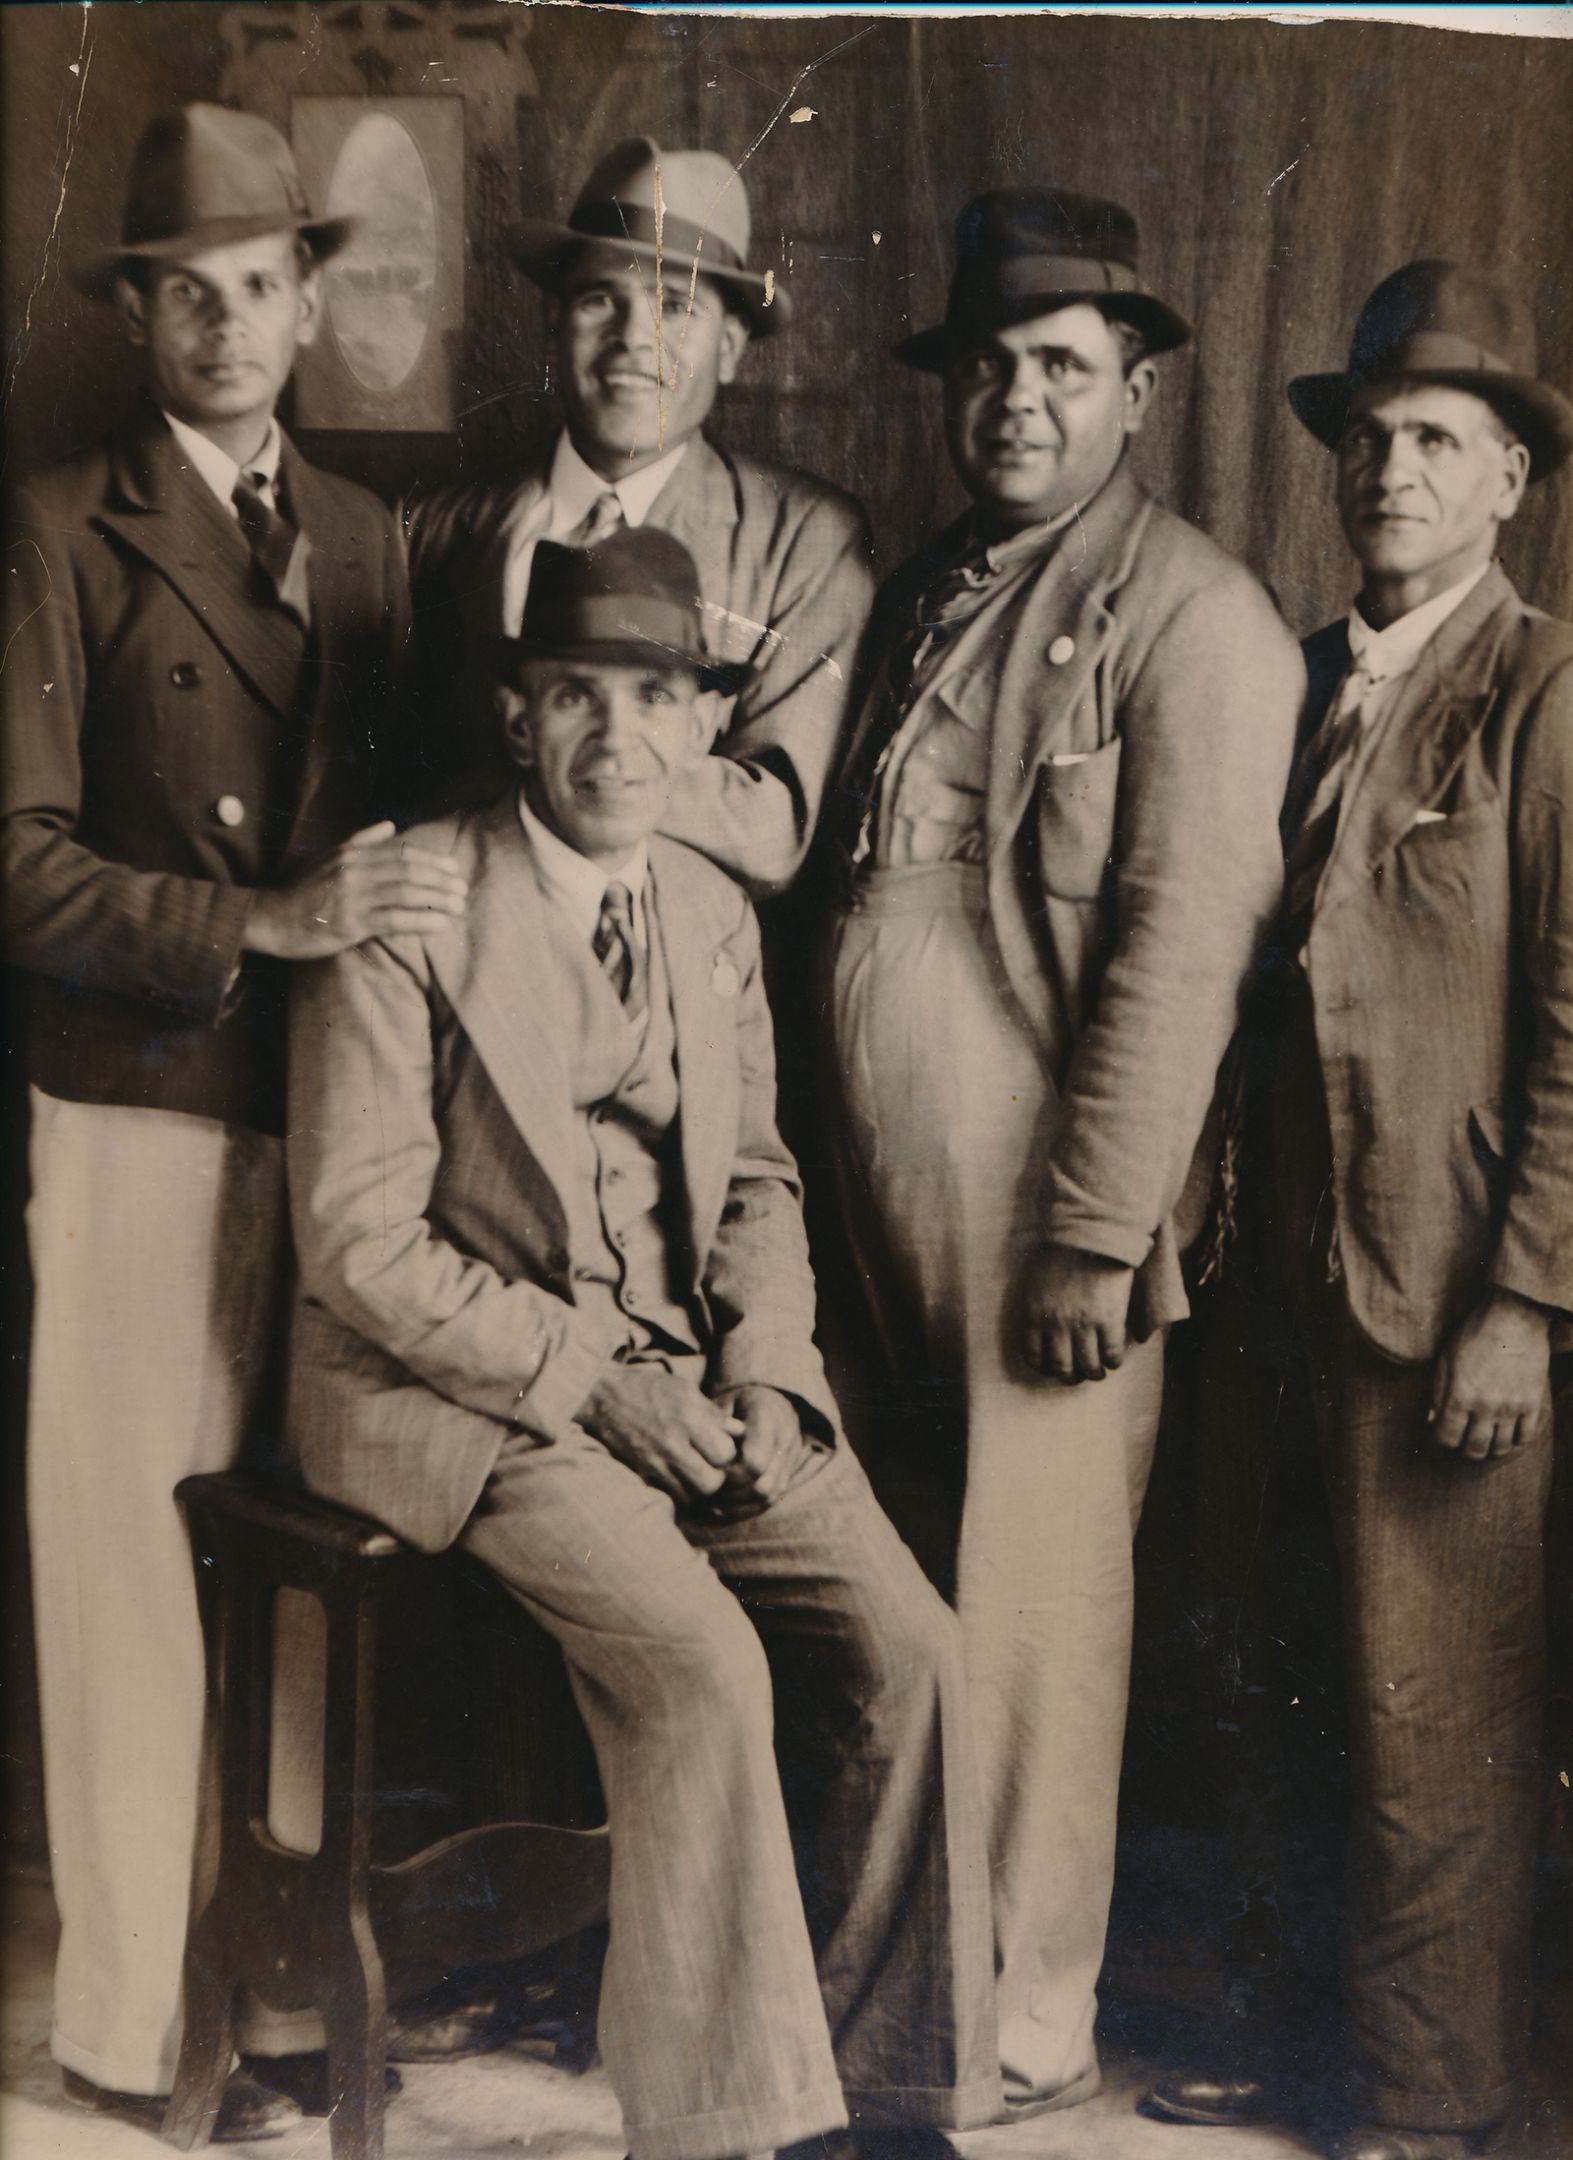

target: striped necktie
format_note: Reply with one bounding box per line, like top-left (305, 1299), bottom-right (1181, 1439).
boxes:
top-left (567, 489), bottom-right (627, 548)
top-left (593, 881), bottom-right (647, 1020)
top-left (232, 471), bottom-right (309, 630)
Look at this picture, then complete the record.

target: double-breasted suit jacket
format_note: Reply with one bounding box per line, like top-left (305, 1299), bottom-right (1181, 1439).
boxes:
top-left (285, 805), bottom-right (840, 1555)
top-left (1, 408), bottom-right (409, 1130)
top-left (840, 458), bottom-right (1305, 1325)
top-left (1291, 562), bottom-right (1573, 1360)
top-left (401, 435), bottom-right (874, 893)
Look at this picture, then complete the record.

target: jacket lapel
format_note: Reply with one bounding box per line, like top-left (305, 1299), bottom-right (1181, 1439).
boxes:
top-left (424, 800), bottom-right (577, 1212)
top-left (95, 414), bottom-right (307, 720)
top-left (277, 438), bottom-right (353, 847)
top-left (1318, 566), bottom-right (1513, 910)
top-left (650, 839), bottom-right (738, 1286)
top-left (649, 438), bottom-right (744, 660)
top-left (986, 460), bottom-right (1151, 862)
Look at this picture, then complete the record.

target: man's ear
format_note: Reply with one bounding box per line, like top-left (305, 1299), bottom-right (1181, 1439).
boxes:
top-left (294, 266), bottom-right (324, 353)
top-left (115, 276), bottom-right (149, 349)
top-left (1121, 359), bottom-right (1159, 440)
top-left (498, 684), bottom-right (535, 769)
top-left (716, 308), bottom-right (751, 389)
top-left (1495, 436), bottom-right (1531, 528)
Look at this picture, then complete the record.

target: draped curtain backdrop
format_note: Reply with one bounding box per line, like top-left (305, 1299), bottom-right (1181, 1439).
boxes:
top-left (3, 0), bottom-right (1570, 1859)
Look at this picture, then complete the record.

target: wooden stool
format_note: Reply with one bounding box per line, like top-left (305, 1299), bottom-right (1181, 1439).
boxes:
top-left (163, 1472), bottom-right (610, 2160)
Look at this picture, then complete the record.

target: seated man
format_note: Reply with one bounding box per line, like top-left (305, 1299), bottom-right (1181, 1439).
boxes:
top-left (283, 528), bottom-right (1001, 2160)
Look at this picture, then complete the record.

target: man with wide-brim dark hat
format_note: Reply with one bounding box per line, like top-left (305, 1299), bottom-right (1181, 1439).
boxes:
top-left (819, 183), bottom-right (1303, 2120)
top-left (1148, 260), bottom-right (1573, 2160)
top-left (2, 99), bottom-right (472, 2142)
top-left (399, 134), bottom-right (872, 904)
top-left (283, 523), bottom-right (1003, 2160)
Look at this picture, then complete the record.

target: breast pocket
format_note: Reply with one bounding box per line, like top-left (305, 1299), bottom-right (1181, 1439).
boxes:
top-left (1034, 736), bottom-right (1122, 899)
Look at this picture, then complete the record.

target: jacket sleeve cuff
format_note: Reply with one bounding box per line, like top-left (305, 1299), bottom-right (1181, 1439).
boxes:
top-left (1041, 1214), bottom-right (1156, 1270)
top-left (511, 1315), bottom-right (614, 1441)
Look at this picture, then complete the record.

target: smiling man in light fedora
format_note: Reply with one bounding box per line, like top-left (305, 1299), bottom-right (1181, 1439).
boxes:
top-left (1, 103), bottom-right (467, 2138)
top-left (1147, 261), bottom-right (1573, 2160)
top-left (823, 187), bottom-right (1303, 2118)
top-left (401, 137), bottom-right (873, 903)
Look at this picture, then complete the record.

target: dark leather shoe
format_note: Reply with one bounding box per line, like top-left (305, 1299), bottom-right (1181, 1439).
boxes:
top-left (386, 1993), bottom-right (511, 2062)
top-left (1329, 2128), bottom-right (1475, 2160)
top-left (65, 2066), bottom-right (305, 2143)
top-left (243, 2053), bottom-right (402, 2117)
top-left (1140, 2071), bottom-right (1272, 2126)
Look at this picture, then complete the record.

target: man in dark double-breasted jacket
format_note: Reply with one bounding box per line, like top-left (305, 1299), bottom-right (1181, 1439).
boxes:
top-left (0, 105), bottom-right (464, 2138)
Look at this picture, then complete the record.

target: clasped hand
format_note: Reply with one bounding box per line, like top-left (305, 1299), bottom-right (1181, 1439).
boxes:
top-left (244, 821), bottom-right (467, 961)
top-left (1020, 1241), bottom-right (1137, 1385)
top-left (583, 1366), bottom-right (809, 1510)
top-left (1428, 1287), bottom-right (1552, 1461)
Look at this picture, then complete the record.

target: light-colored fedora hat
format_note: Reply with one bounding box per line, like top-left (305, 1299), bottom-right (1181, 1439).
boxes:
top-left (1288, 259), bottom-right (1573, 483)
top-left (508, 136), bottom-right (787, 337)
top-left (75, 103), bottom-right (354, 299)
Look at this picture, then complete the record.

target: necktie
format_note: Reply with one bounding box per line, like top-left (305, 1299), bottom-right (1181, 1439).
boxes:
top-left (594, 881), bottom-right (647, 1021)
top-left (567, 489), bottom-right (627, 548)
top-left (232, 472), bottom-right (309, 629)
top-left (1282, 661), bottom-right (1385, 946)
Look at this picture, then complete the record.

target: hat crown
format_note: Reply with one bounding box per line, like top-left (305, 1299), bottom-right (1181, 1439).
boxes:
top-left (1348, 258), bottom-right (1538, 382)
top-left (122, 104), bottom-right (311, 249)
top-left (566, 136), bottom-right (752, 275)
top-left (954, 188), bottom-right (1141, 278)
top-left (518, 527), bottom-right (712, 672)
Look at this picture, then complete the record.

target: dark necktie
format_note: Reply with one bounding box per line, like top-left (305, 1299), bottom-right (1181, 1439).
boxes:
top-left (594, 881), bottom-right (647, 1021)
top-left (232, 472), bottom-right (309, 630)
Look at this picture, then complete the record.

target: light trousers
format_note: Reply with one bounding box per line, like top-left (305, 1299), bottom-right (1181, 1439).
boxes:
top-left (830, 864), bottom-right (1165, 2114)
top-left (25, 1090), bottom-right (301, 2094)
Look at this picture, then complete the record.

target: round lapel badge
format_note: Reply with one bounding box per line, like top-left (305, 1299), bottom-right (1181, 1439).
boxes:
top-left (710, 952), bottom-right (742, 1000)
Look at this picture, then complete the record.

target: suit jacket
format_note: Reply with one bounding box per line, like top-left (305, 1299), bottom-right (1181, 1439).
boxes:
top-left (401, 433), bottom-right (874, 895)
top-left (837, 458), bottom-right (1304, 1327)
top-left (1291, 563), bottom-right (1573, 1361)
top-left (285, 805), bottom-right (840, 1553)
top-left (1, 409), bottom-right (410, 1132)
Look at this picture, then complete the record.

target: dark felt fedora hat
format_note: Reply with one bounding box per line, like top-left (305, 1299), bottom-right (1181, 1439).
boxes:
top-left (75, 104), bottom-right (354, 299)
top-left (509, 136), bottom-right (786, 337)
top-left (895, 188), bottom-right (1191, 372)
top-left (1288, 259), bottom-right (1573, 482)
top-left (508, 528), bottom-right (748, 694)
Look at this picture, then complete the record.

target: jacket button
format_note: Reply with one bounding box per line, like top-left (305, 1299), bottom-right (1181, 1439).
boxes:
top-left (170, 661), bottom-right (202, 690)
top-left (549, 1247), bottom-right (571, 1274)
top-left (214, 794), bottom-right (247, 829)
top-left (1047, 635), bottom-right (1076, 666)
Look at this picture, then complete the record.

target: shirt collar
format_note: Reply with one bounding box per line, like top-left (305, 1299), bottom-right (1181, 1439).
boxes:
top-left (1345, 562), bottom-right (1490, 682)
top-left (549, 429), bottom-right (689, 533)
top-left (161, 410), bottom-right (283, 514)
top-left (518, 791), bottom-right (648, 949)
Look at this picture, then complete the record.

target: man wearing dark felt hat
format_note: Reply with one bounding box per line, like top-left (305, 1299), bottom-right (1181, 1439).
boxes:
top-left (822, 185), bottom-right (1303, 2116)
top-left (0, 102), bottom-right (469, 2138)
top-left (398, 136), bottom-right (874, 901)
top-left (284, 526), bottom-right (1002, 2160)
top-left (1148, 261), bottom-right (1573, 2160)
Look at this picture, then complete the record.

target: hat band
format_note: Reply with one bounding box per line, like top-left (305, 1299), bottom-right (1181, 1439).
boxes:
top-left (1357, 328), bottom-right (1517, 382)
top-left (568, 201), bottom-right (746, 276)
top-left (523, 592), bottom-right (705, 663)
top-left (951, 252), bottom-right (1142, 311)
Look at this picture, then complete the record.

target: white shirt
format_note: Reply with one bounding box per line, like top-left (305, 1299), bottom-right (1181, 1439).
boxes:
top-left (518, 792), bottom-right (648, 952)
top-left (502, 431), bottom-right (691, 635)
top-left (1341, 562), bottom-right (1491, 720)
top-left (163, 410), bottom-right (284, 518)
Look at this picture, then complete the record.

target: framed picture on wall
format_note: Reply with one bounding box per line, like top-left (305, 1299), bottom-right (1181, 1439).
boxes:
top-left (290, 94), bottom-right (463, 432)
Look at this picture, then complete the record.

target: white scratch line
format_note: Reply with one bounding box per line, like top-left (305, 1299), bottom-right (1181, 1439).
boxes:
top-left (699, 598), bottom-right (784, 652)
top-left (1266, 151), bottom-right (1306, 199)
top-left (9, 12), bottom-right (94, 413)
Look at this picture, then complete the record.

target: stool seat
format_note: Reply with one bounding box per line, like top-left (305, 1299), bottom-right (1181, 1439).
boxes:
top-left (163, 1471), bottom-right (609, 2160)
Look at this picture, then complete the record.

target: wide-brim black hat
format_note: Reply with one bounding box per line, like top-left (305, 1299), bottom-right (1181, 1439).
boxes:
top-left (507, 528), bottom-right (749, 696)
top-left (1287, 259), bottom-right (1573, 483)
top-left (509, 136), bottom-right (787, 339)
top-left (895, 187), bottom-right (1190, 371)
top-left (75, 104), bottom-right (353, 299)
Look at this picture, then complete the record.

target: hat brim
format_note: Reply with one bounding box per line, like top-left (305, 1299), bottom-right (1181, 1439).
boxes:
top-left (73, 213), bottom-right (357, 300)
top-left (1288, 367), bottom-right (1573, 483)
top-left (507, 632), bottom-right (750, 698)
top-left (508, 222), bottom-right (788, 337)
top-left (893, 288), bottom-right (1192, 371)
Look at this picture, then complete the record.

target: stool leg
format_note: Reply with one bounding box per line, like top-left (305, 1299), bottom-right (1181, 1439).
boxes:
top-left (321, 1930), bottom-right (389, 2160)
top-left (162, 1927), bottom-right (237, 2150)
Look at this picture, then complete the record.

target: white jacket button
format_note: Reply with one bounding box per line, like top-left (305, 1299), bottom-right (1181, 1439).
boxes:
top-left (1047, 635), bottom-right (1076, 665)
top-left (214, 794), bottom-right (246, 828)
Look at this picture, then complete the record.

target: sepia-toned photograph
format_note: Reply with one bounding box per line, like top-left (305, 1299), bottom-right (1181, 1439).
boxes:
top-left (2, 6), bottom-right (1570, 2160)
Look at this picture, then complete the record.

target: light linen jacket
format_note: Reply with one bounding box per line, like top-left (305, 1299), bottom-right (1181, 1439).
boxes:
top-left (1293, 564), bottom-right (1573, 1361)
top-left (400, 434), bottom-right (874, 895)
top-left (285, 804), bottom-right (839, 1552)
top-left (837, 458), bottom-right (1305, 1328)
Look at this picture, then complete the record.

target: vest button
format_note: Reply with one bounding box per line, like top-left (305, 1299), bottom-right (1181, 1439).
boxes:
top-left (170, 661), bottom-right (202, 690)
top-left (214, 794), bottom-right (246, 828)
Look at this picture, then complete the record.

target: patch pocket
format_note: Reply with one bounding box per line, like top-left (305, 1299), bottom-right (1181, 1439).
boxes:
top-left (1034, 735), bottom-right (1122, 898)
